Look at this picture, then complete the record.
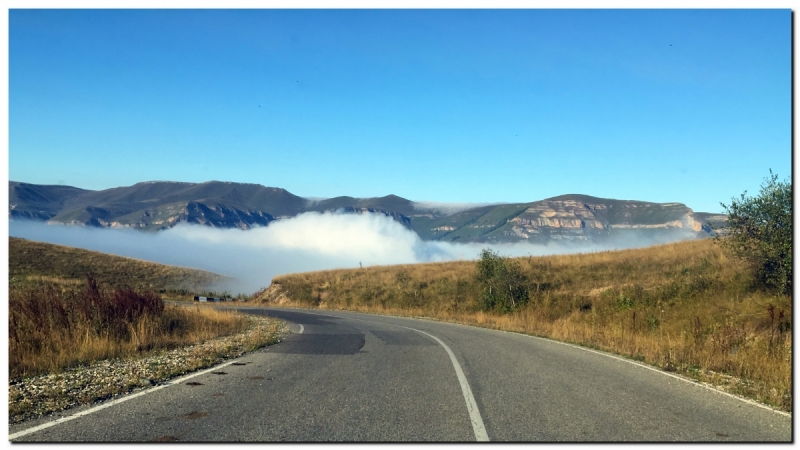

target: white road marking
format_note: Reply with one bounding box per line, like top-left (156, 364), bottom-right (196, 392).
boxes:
top-left (311, 311), bottom-right (489, 441)
top-left (298, 324), bottom-right (304, 334)
top-left (530, 335), bottom-right (793, 418)
top-left (398, 325), bottom-right (490, 441)
top-left (9, 360), bottom-right (237, 440)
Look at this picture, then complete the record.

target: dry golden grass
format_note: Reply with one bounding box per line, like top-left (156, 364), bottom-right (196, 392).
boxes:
top-left (9, 237), bottom-right (226, 292)
top-left (24, 275), bottom-right (83, 285)
top-left (254, 239), bottom-right (792, 411)
top-left (9, 276), bottom-right (255, 379)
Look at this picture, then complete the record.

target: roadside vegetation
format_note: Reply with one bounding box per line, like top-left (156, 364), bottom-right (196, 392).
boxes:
top-left (8, 237), bottom-right (278, 378)
top-left (9, 274), bottom-right (272, 378)
top-left (715, 170), bottom-right (792, 295)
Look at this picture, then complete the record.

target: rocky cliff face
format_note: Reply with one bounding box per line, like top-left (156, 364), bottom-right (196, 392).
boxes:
top-left (48, 202), bottom-right (275, 231)
top-left (182, 202), bottom-right (275, 229)
top-left (511, 200), bottom-right (606, 235)
top-left (505, 197), bottom-right (717, 242)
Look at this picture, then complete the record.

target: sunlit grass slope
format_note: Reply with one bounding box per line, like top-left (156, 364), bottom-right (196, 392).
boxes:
top-left (9, 236), bottom-right (227, 294)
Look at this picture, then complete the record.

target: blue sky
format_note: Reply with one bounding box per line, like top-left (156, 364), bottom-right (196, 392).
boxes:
top-left (8, 9), bottom-right (791, 213)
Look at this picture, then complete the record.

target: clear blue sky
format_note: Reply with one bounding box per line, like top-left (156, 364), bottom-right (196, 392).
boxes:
top-left (8, 9), bottom-right (791, 213)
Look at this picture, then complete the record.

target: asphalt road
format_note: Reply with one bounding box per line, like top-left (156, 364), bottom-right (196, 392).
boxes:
top-left (9, 307), bottom-right (792, 442)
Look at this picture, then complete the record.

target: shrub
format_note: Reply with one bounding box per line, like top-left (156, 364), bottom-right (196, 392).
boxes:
top-left (716, 170), bottom-right (792, 294)
top-left (475, 249), bottom-right (529, 313)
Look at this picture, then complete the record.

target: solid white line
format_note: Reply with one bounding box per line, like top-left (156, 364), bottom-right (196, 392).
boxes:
top-left (9, 360), bottom-right (237, 440)
top-left (298, 324), bottom-right (304, 334)
top-left (397, 325), bottom-right (490, 441)
top-left (315, 311), bottom-right (489, 441)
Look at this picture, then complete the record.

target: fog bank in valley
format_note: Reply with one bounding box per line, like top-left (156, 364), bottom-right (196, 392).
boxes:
top-left (9, 212), bottom-right (698, 294)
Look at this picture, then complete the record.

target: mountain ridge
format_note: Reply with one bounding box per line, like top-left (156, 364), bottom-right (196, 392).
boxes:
top-left (9, 180), bottom-right (727, 244)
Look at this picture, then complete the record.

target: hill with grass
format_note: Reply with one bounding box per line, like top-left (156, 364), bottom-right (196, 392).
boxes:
top-left (10, 180), bottom-right (727, 243)
top-left (9, 237), bottom-right (229, 293)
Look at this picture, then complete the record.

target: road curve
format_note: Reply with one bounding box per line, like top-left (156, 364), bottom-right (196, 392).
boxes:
top-left (9, 307), bottom-right (792, 442)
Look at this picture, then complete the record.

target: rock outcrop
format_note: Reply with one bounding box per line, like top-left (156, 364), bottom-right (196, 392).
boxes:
top-left (182, 202), bottom-right (275, 229)
top-left (502, 196), bottom-right (719, 242)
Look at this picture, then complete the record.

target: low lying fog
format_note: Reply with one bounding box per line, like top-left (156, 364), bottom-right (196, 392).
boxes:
top-left (411, 201), bottom-right (502, 215)
top-left (9, 212), bottom-right (697, 294)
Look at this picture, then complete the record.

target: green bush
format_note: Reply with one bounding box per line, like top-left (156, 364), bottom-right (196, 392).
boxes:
top-left (475, 249), bottom-right (529, 313)
top-left (717, 170), bottom-right (792, 294)
top-left (615, 294), bottom-right (634, 311)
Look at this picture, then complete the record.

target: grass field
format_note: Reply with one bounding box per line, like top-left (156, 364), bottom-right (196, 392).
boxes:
top-left (254, 238), bottom-right (792, 412)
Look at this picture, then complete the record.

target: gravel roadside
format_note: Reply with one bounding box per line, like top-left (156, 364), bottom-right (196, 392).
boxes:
top-left (9, 314), bottom-right (289, 424)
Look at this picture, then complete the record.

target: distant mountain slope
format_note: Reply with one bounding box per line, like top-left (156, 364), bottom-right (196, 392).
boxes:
top-left (15, 181), bottom-right (307, 231)
top-left (309, 194), bottom-right (417, 216)
top-left (422, 194), bottom-right (724, 244)
top-left (58, 180), bottom-right (308, 216)
top-left (9, 180), bottom-right (727, 244)
top-left (306, 194), bottom-right (417, 226)
top-left (10, 182), bottom-right (91, 220)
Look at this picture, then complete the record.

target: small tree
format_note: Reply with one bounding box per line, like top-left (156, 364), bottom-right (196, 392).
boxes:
top-left (716, 170), bottom-right (792, 294)
top-left (476, 249), bottom-right (529, 313)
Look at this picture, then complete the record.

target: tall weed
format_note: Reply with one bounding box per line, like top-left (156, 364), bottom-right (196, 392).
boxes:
top-left (9, 275), bottom-right (249, 378)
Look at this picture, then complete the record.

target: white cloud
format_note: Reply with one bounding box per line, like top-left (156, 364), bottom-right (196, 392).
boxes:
top-left (411, 201), bottom-right (504, 215)
top-left (9, 211), bottom-right (699, 294)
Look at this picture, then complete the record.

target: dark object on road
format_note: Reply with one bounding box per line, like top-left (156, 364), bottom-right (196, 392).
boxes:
top-left (150, 435), bottom-right (179, 442)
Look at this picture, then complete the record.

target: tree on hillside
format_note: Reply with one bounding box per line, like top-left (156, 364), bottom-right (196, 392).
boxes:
top-left (476, 249), bottom-right (529, 313)
top-left (716, 170), bottom-right (792, 294)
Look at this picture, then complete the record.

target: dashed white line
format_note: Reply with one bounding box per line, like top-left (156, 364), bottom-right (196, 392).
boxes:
top-left (298, 324), bottom-right (304, 334)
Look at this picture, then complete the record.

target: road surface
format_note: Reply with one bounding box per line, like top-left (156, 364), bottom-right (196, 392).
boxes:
top-left (9, 307), bottom-right (792, 442)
